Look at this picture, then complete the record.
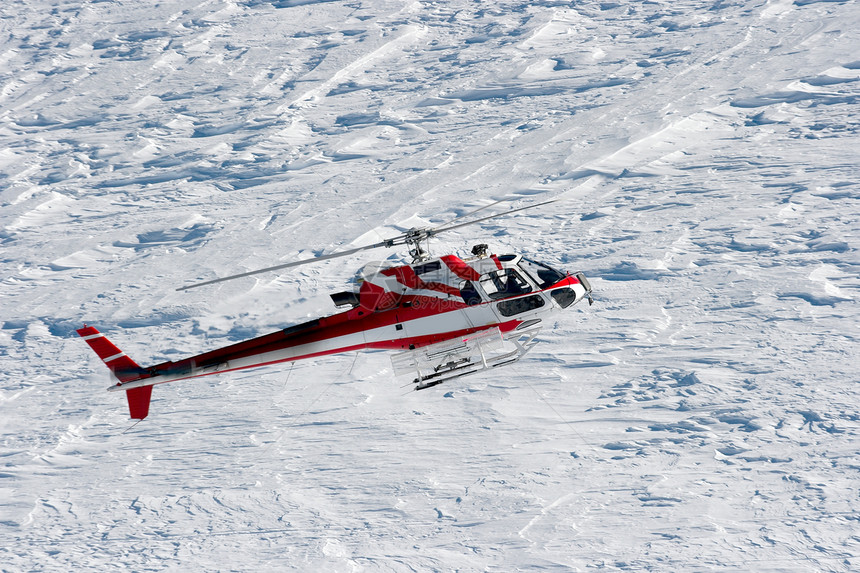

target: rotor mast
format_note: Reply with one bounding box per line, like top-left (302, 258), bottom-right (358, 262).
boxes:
top-left (404, 228), bottom-right (432, 262)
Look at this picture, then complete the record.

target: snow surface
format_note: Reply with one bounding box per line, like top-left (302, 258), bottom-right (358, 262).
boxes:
top-left (2, 0), bottom-right (859, 570)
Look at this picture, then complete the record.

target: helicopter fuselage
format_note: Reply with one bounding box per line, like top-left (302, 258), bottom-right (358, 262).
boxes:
top-left (78, 251), bottom-right (592, 419)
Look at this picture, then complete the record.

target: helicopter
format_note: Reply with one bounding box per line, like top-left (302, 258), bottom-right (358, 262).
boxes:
top-left (78, 198), bottom-right (594, 420)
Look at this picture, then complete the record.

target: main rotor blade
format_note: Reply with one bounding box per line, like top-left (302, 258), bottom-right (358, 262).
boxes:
top-left (177, 196), bottom-right (559, 291)
top-left (429, 197), bottom-right (558, 236)
top-left (434, 197), bottom-right (513, 229)
top-left (176, 238), bottom-right (393, 291)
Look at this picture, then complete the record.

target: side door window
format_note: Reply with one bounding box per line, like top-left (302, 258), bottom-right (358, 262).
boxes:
top-left (459, 281), bottom-right (481, 306)
top-left (496, 294), bottom-right (546, 317)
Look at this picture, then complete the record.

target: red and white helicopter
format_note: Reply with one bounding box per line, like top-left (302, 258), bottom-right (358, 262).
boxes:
top-left (78, 199), bottom-right (593, 420)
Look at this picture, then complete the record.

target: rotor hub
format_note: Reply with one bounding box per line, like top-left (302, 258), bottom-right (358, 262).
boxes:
top-left (405, 227), bottom-right (432, 262)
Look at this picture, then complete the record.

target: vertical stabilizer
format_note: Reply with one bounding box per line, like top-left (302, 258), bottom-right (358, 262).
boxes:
top-left (125, 386), bottom-right (153, 420)
top-left (77, 325), bottom-right (153, 420)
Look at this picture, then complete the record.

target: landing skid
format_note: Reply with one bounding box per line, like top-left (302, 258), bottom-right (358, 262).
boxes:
top-left (391, 326), bottom-right (541, 391)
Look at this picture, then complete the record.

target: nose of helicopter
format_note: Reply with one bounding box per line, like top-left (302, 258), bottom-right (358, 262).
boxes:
top-left (576, 272), bottom-right (593, 303)
top-left (550, 272), bottom-right (594, 308)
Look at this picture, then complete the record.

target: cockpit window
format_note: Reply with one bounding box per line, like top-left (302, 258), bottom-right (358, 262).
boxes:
top-left (519, 258), bottom-right (565, 289)
top-left (479, 268), bottom-right (532, 300)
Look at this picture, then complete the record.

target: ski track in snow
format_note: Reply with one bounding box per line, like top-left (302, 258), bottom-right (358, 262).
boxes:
top-left (1, 0), bottom-right (858, 571)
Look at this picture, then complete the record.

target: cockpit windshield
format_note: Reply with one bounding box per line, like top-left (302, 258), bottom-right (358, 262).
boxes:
top-left (518, 258), bottom-right (566, 288)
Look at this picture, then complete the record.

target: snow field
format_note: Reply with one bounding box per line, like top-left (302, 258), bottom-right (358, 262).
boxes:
top-left (2, 0), bottom-right (858, 571)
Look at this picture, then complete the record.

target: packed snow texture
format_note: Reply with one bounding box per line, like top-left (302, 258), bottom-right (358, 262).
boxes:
top-left (1, 0), bottom-right (858, 570)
